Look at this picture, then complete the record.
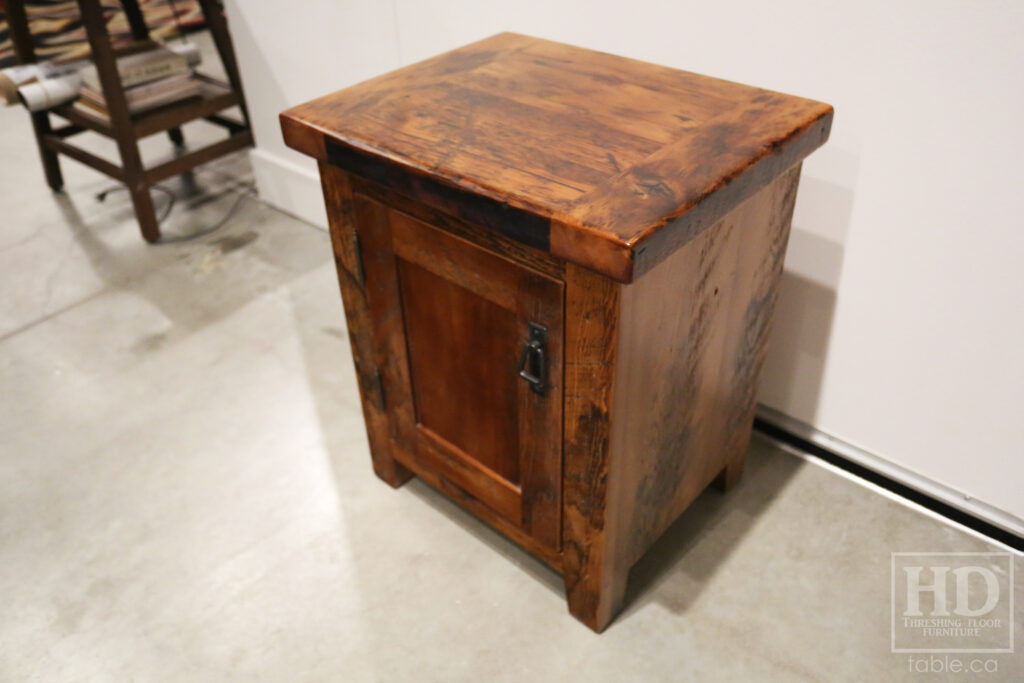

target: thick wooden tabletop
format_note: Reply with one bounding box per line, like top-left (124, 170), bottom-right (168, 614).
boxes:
top-left (281, 33), bottom-right (832, 281)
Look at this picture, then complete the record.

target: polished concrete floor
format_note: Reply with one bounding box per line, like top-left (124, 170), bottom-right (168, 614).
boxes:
top-left (1, 53), bottom-right (1022, 683)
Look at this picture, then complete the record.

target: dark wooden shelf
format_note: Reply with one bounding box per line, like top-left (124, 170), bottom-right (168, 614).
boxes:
top-left (52, 75), bottom-right (238, 139)
top-left (6, 0), bottom-right (253, 243)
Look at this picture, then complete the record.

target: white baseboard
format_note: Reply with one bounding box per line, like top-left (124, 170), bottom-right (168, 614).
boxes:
top-left (756, 404), bottom-right (1024, 540)
top-left (251, 148), bottom-right (328, 230)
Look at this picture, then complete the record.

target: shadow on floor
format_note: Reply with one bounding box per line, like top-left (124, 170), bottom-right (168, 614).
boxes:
top-left (623, 434), bottom-right (804, 618)
top-left (45, 155), bottom-right (325, 344)
top-left (276, 186), bottom-right (817, 630)
top-left (291, 256), bottom-right (807, 622)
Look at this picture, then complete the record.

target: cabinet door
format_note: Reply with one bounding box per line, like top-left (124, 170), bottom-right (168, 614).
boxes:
top-left (354, 195), bottom-right (564, 550)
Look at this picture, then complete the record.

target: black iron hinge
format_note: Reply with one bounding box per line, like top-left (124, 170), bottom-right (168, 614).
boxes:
top-left (351, 231), bottom-right (366, 287)
top-left (373, 367), bottom-right (386, 411)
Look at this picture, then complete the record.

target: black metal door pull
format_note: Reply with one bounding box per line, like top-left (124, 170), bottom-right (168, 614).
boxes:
top-left (517, 322), bottom-right (548, 395)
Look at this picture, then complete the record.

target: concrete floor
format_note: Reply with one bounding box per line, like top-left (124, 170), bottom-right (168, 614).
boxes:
top-left (1, 42), bottom-right (1022, 683)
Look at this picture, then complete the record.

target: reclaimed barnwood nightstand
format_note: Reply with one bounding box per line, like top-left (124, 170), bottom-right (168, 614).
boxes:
top-left (280, 33), bottom-right (832, 631)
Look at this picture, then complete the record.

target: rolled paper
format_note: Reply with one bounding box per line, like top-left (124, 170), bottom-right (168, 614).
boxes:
top-left (17, 72), bottom-right (84, 112)
top-left (1, 59), bottom-right (90, 106)
top-left (1, 65), bottom-right (43, 105)
top-left (167, 42), bottom-right (202, 67)
top-left (4, 43), bottom-right (199, 110)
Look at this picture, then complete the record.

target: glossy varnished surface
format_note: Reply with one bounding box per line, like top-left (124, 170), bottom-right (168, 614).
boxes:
top-left (398, 259), bottom-right (522, 485)
top-left (344, 188), bottom-right (566, 552)
top-left (297, 40), bottom-right (834, 631)
top-left (10, 79), bottom-right (1017, 677)
top-left (282, 32), bottom-right (832, 280)
top-left (612, 166), bottom-right (802, 565)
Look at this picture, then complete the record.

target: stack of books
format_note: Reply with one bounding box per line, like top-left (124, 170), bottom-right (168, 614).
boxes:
top-left (73, 46), bottom-right (202, 121)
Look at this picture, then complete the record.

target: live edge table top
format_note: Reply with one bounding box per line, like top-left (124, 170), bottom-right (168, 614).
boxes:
top-left (281, 32), bottom-right (833, 282)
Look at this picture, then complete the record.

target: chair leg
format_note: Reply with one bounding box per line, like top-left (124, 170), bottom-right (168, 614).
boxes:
top-left (195, 0), bottom-right (252, 128)
top-left (80, 0), bottom-right (163, 243)
top-left (6, 1), bottom-right (64, 191)
top-left (168, 127), bottom-right (185, 147)
top-left (129, 184), bottom-right (161, 243)
top-left (31, 111), bottom-right (64, 191)
top-left (121, 0), bottom-right (151, 41)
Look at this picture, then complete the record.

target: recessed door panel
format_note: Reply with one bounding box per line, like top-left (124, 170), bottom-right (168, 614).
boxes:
top-left (397, 259), bottom-right (522, 484)
top-left (353, 194), bottom-right (564, 549)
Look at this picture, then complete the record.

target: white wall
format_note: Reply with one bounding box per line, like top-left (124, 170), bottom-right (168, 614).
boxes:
top-left (226, 0), bottom-right (1024, 533)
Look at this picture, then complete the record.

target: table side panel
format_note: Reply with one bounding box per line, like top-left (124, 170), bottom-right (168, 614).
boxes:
top-left (611, 165), bottom-right (802, 564)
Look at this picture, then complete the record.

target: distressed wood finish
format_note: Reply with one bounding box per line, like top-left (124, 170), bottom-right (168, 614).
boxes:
top-left (319, 163), bottom-right (412, 487)
top-left (282, 32), bottom-right (832, 281)
top-left (561, 263), bottom-right (628, 629)
top-left (612, 165), bottom-right (801, 565)
top-left (349, 176), bottom-right (565, 281)
top-left (343, 184), bottom-right (567, 552)
top-left (293, 35), bottom-right (831, 632)
top-left (558, 167), bottom-right (800, 630)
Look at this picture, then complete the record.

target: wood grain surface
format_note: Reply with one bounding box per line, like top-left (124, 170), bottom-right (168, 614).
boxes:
top-left (612, 165), bottom-right (802, 566)
top-left (283, 33), bottom-right (831, 281)
top-left (318, 162), bottom-right (412, 488)
top-left (343, 187), bottom-right (566, 550)
top-left (302, 40), bottom-right (830, 632)
top-left (560, 262), bottom-right (628, 631)
top-left (398, 259), bottom-right (523, 484)
top-left (318, 161), bottom-right (808, 631)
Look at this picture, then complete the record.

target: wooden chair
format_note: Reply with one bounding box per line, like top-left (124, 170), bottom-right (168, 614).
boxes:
top-left (5, 0), bottom-right (253, 242)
